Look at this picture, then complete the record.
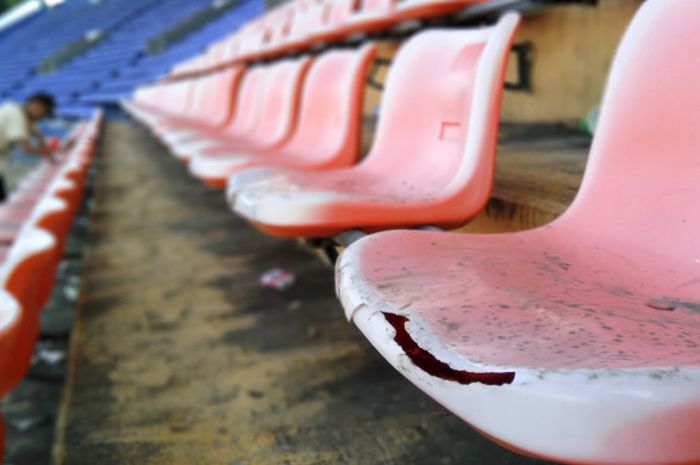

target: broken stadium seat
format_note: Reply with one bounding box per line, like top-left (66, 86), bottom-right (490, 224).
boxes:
top-left (227, 13), bottom-right (520, 237)
top-left (336, 1), bottom-right (700, 464)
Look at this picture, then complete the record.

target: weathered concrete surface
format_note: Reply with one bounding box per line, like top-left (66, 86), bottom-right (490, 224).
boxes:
top-left (55, 120), bottom-right (561, 465)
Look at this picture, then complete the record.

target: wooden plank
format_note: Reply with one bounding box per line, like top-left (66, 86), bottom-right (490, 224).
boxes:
top-left (54, 120), bottom-right (561, 465)
top-left (458, 133), bottom-right (588, 233)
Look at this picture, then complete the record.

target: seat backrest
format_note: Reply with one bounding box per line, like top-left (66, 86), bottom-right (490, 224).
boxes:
top-left (563, 0), bottom-right (700, 265)
top-left (288, 0), bottom-right (326, 42)
top-left (264, 4), bottom-right (295, 48)
top-left (321, 0), bottom-right (359, 28)
top-left (0, 287), bottom-right (20, 396)
top-left (186, 76), bottom-right (212, 118)
top-left (398, 0), bottom-right (489, 13)
top-left (361, 0), bottom-right (394, 13)
top-left (221, 37), bottom-right (239, 62)
top-left (361, 14), bottom-right (519, 199)
top-left (191, 67), bottom-right (244, 127)
top-left (245, 56), bottom-right (312, 147)
top-left (162, 79), bottom-right (195, 116)
top-left (200, 44), bottom-right (222, 70)
top-left (133, 85), bottom-right (157, 106)
top-left (283, 43), bottom-right (376, 165)
top-left (223, 67), bottom-right (268, 138)
top-left (237, 22), bottom-right (267, 57)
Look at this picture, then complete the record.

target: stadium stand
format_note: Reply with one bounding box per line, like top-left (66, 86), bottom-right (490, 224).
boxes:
top-left (120, 0), bottom-right (700, 464)
top-left (80, 0), bottom-right (264, 106)
top-left (0, 110), bottom-right (101, 456)
top-left (2, 0), bottom-right (698, 464)
top-left (0, 0), bottom-right (264, 118)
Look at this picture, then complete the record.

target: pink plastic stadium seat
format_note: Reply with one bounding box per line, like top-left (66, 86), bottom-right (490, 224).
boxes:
top-left (309, 0), bottom-right (360, 43)
top-left (342, 0), bottom-right (399, 33)
top-left (166, 67), bottom-right (270, 162)
top-left (271, 0), bottom-right (492, 49)
top-left (220, 36), bottom-right (241, 65)
top-left (170, 68), bottom-right (242, 126)
top-left (342, 0), bottom-right (489, 37)
top-left (127, 79), bottom-right (196, 129)
top-left (151, 79), bottom-right (194, 118)
top-left (151, 75), bottom-right (221, 139)
top-left (227, 14), bottom-right (519, 237)
top-left (249, 3), bottom-right (296, 60)
top-left (394, 0), bottom-right (490, 20)
top-left (157, 67), bottom-right (244, 146)
top-left (267, 0), bottom-right (327, 56)
top-left (180, 57), bottom-right (311, 170)
top-left (336, 2), bottom-right (700, 464)
top-left (190, 43), bottom-right (376, 188)
top-left (236, 21), bottom-right (269, 61)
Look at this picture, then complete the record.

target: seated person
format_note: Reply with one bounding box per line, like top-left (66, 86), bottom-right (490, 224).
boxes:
top-left (0, 92), bottom-right (57, 201)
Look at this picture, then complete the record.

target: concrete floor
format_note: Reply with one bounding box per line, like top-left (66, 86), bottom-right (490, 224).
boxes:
top-left (47, 119), bottom-right (565, 465)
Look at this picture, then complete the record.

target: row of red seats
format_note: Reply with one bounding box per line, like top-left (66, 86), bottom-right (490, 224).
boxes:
top-left (124, 1), bottom-right (700, 464)
top-left (170, 0), bottom-right (510, 77)
top-left (0, 112), bottom-right (102, 457)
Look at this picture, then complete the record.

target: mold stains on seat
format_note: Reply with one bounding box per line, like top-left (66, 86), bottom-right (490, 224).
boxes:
top-left (382, 312), bottom-right (516, 386)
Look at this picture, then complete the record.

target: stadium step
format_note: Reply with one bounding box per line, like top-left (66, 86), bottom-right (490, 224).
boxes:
top-left (54, 118), bottom-right (562, 465)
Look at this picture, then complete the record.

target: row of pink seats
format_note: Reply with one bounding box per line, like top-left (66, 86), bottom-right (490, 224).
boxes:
top-left (126, 14), bottom-right (519, 237)
top-left (0, 112), bottom-right (102, 458)
top-left (126, 1), bottom-right (700, 464)
top-left (170, 0), bottom-right (500, 77)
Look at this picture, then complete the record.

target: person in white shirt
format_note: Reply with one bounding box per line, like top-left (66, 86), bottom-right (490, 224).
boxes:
top-left (0, 92), bottom-right (57, 200)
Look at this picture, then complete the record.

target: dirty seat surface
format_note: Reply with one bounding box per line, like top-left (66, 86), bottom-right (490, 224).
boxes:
top-left (336, 1), bottom-right (700, 464)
